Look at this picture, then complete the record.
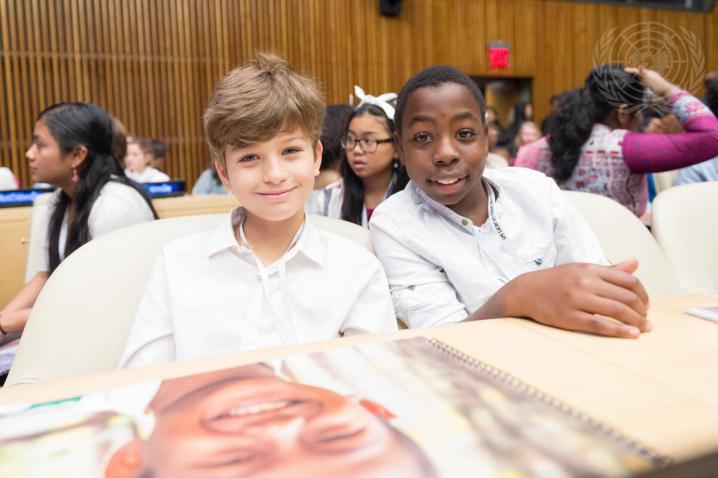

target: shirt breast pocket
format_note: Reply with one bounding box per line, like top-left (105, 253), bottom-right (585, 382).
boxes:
top-left (519, 244), bottom-right (557, 273)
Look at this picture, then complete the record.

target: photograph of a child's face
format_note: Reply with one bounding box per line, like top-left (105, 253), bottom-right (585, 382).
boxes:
top-left (120, 364), bottom-right (432, 478)
top-left (0, 339), bottom-right (660, 478)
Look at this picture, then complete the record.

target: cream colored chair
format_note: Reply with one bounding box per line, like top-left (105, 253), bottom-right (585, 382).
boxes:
top-left (652, 170), bottom-right (679, 195)
top-left (6, 214), bottom-right (371, 386)
top-left (563, 191), bottom-right (680, 298)
top-left (652, 182), bottom-right (718, 292)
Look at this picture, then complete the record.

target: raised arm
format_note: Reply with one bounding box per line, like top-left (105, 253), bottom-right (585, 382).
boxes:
top-left (622, 67), bottom-right (718, 173)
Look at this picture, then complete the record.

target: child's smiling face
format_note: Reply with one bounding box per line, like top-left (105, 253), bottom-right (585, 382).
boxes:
top-left (398, 82), bottom-right (488, 217)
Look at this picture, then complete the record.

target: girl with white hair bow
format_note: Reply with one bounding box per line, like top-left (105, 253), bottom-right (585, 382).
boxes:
top-left (307, 86), bottom-right (409, 227)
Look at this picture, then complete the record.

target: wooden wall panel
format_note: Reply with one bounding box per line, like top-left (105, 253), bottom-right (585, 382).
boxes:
top-left (1, 0), bottom-right (716, 189)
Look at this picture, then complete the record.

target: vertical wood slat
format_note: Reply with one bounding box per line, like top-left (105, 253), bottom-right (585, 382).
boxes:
top-left (1, 0), bottom-right (717, 189)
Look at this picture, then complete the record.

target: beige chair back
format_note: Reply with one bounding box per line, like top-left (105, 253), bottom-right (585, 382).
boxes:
top-left (652, 170), bottom-right (679, 195)
top-left (652, 182), bottom-right (718, 292)
top-left (6, 214), bottom-right (371, 386)
top-left (563, 191), bottom-right (680, 298)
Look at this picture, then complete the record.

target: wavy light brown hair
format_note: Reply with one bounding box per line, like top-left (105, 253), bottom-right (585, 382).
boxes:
top-left (204, 52), bottom-right (325, 166)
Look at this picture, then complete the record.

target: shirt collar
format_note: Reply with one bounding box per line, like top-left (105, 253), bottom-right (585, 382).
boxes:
top-left (205, 207), bottom-right (326, 266)
top-left (407, 175), bottom-right (504, 228)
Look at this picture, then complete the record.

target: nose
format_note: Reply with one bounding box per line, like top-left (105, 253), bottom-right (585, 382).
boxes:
top-left (263, 155), bottom-right (289, 184)
top-left (25, 144), bottom-right (36, 161)
top-left (349, 141), bottom-right (365, 155)
top-left (432, 134), bottom-right (459, 166)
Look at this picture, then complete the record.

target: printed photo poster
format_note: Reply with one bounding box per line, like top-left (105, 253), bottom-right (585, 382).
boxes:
top-left (0, 338), bottom-right (663, 477)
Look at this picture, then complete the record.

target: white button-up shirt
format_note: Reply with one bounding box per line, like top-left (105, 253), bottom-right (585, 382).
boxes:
top-left (119, 208), bottom-right (397, 368)
top-left (39, 181), bottom-right (155, 270)
top-left (370, 167), bottom-right (607, 328)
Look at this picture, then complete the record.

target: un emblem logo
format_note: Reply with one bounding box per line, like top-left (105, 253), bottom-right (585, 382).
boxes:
top-left (593, 22), bottom-right (705, 111)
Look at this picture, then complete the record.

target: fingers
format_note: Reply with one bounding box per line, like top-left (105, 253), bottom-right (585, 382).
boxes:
top-left (578, 291), bottom-right (650, 332)
top-left (611, 257), bottom-right (639, 274)
top-left (565, 311), bottom-right (642, 339)
top-left (599, 264), bottom-right (650, 306)
top-left (593, 279), bottom-right (649, 318)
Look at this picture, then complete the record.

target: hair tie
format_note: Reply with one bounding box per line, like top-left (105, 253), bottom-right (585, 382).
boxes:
top-left (354, 85), bottom-right (397, 121)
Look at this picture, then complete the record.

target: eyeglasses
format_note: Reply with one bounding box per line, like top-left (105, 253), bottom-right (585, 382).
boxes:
top-left (340, 135), bottom-right (394, 153)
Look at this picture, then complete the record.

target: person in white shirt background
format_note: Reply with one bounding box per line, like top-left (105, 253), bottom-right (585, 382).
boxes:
top-left (370, 65), bottom-right (652, 339)
top-left (0, 102), bottom-right (157, 340)
top-left (119, 53), bottom-right (397, 369)
top-left (0, 167), bottom-right (19, 190)
top-left (307, 86), bottom-right (409, 227)
top-left (123, 138), bottom-right (170, 183)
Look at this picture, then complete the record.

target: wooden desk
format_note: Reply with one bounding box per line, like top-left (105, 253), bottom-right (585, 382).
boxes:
top-left (1, 294), bottom-right (717, 461)
top-left (0, 206), bottom-right (32, 305)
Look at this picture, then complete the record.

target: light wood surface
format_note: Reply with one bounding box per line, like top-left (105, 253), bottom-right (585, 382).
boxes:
top-left (1, 294), bottom-right (717, 462)
top-left (2, 0), bottom-right (717, 189)
top-left (0, 206), bottom-right (32, 305)
top-left (152, 194), bottom-right (238, 218)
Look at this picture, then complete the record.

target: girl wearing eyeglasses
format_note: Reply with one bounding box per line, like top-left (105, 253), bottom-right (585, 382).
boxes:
top-left (308, 86), bottom-right (409, 226)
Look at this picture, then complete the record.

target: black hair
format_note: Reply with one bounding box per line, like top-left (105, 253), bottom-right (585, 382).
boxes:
top-left (320, 104), bottom-right (353, 170)
top-left (548, 64), bottom-right (645, 182)
top-left (395, 65), bottom-right (487, 134)
top-left (340, 103), bottom-right (409, 225)
top-left (143, 138), bottom-right (168, 159)
top-left (704, 75), bottom-right (718, 116)
top-left (40, 103), bottom-right (158, 273)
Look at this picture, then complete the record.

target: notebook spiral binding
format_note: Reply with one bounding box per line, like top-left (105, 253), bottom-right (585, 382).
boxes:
top-left (428, 337), bottom-right (673, 468)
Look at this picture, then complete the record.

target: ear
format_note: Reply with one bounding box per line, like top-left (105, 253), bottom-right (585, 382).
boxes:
top-left (214, 159), bottom-right (232, 192)
top-left (104, 439), bottom-right (143, 478)
top-left (313, 140), bottom-right (324, 177)
top-left (71, 145), bottom-right (89, 169)
top-left (617, 104), bottom-right (633, 128)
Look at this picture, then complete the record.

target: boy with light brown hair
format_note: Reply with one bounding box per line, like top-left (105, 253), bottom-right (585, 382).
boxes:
top-left (120, 53), bottom-right (397, 368)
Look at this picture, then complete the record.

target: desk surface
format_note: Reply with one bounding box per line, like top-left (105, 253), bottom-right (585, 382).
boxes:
top-left (1, 294), bottom-right (717, 461)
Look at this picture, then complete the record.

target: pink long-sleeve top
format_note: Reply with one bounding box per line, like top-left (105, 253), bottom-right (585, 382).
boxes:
top-left (514, 91), bottom-right (718, 216)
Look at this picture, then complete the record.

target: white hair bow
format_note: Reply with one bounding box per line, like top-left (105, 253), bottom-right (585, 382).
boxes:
top-left (354, 85), bottom-right (397, 121)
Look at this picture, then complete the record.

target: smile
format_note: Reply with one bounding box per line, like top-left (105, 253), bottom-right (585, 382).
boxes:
top-left (224, 399), bottom-right (299, 417)
top-left (434, 177), bottom-right (461, 185)
top-left (257, 187), bottom-right (297, 198)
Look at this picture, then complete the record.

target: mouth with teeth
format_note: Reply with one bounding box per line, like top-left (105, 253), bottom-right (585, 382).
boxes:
top-left (205, 398), bottom-right (322, 432)
top-left (221, 400), bottom-right (299, 417)
top-left (429, 175), bottom-right (467, 193)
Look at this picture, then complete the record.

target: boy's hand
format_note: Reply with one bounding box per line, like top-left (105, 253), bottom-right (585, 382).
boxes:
top-left (506, 259), bottom-right (651, 339)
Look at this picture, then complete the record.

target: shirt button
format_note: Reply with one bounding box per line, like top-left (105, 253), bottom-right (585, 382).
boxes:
top-left (461, 219), bottom-right (469, 226)
top-left (408, 285), bottom-right (415, 291)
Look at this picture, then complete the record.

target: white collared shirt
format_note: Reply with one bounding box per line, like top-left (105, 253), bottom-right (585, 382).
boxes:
top-left (124, 167), bottom-right (169, 183)
top-left (38, 181), bottom-right (155, 271)
top-left (119, 208), bottom-right (397, 368)
top-left (370, 167), bottom-right (607, 328)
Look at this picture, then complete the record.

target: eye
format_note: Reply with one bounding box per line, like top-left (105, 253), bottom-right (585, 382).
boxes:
top-left (283, 146), bottom-right (303, 155)
top-left (238, 154), bottom-right (259, 163)
top-left (413, 132), bottom-right (432, 143)
top-left (457, 129), bottom-right (476, 140)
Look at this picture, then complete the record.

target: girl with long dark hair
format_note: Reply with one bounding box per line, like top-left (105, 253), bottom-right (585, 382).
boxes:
top-left (0, 103), bottom-right (157, 338)
top-left (515, 65), bottom-right (718, 216)
top-left (308, 86), bottom-right (409, 226)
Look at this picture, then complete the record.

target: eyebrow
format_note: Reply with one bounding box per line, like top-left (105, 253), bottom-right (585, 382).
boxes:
top-left (453, 111), bottom-right (479, 121)
top-left (407, 114), bottom-right (435, 126)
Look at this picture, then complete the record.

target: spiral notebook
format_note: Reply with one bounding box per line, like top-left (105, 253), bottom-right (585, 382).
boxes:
top-left (0, 338), bottom-right (668, 477)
